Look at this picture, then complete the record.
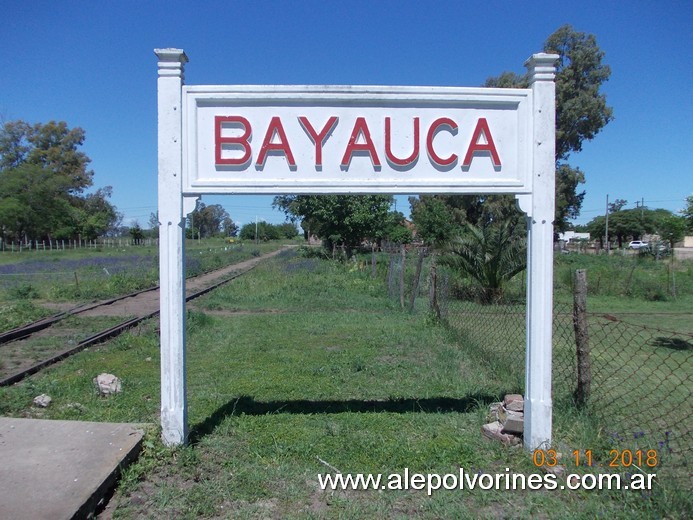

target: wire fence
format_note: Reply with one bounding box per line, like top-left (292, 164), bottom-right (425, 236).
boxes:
top-left (0, 238), bottom-right (159, 252)
top-left (382, 248), bottom-right (691, 486)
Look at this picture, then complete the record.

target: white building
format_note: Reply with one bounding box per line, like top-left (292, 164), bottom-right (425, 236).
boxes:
top-left (558, 231), bottom-right (590, 243)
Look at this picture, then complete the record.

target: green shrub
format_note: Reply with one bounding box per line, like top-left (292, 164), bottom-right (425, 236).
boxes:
top-left (9, 283), bottom-right (40, 299)
top-left (0, 300), bottom-right (51, 332)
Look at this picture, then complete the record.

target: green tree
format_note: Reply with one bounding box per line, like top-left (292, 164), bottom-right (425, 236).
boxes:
top-left (239, 221), bottom-right (281, 241)
top-left (409, 195), bottom-right (457, 246)
top-left (273, 195), bottom-right (394, 256)
top-left (222, 216), bottom-right (239, 237)
top-left (129, 222), bottom-right (145, 242)
top-left (586, 207), bottom-right (674, 248)
top-left (0, 163), bottom-right (74, 241)
top-left (546, 25), bottom-right (614, 162)
top-left (585, 215), bottom-right (607, 248)
top-left (148, 212), bottom-right (160, 237)
top-left (76, 187), bottom-right (121, 240)
top-left (187, 203), bottom-right (231, 238)
top-left (0, 120), bottom-right (118, 241)
top-left (658, 215), bottom-right (686, 249)
top-left (483, 25), bottom-right (613, 230)
top-left (682, 195), bottom-right (693, 233)
top-left (608, 209), bottom-right (654, 247)
top-left (440, 220), bottom-right (526, 303)
top-left (409, 193), bottom-right (526, 247)
top-left (608, 198), bottom-right (628, 212)
top-left (0, 120), bottom-right (93, 193)
top-left (277, 222), bottom-right (298, 239)
top-left (554, 164), bottom-right (586, 230)
top-left (377, 211), bottom-right (412, 245)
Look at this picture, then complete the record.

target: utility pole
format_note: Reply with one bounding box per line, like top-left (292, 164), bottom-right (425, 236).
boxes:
top-left (605, 194), bottom-right (609, 253)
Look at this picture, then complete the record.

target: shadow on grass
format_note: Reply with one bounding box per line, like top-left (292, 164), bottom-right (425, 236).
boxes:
top-left (189, 393), bottom-right (501, 444)
top-left (651, 336), bottom-right (692, 351)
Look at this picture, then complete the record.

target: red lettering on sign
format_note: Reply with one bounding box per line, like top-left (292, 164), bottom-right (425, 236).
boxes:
top-left (385, 117), bottom-right (419, 167)
top-left (214, 114), bottom-right (502, 172)
top-left (256, 116), bottom-right (296, 168)
top-left (462, 118), bottom-right (501, 167)
top-left (215, 116), bottom-right (252, 166)
top-left (341, 117), bottom-right (381, 168)
top-left (426, 117), bottom-right (458, 167)
top-left (299, 116), bottom-right (338, 168)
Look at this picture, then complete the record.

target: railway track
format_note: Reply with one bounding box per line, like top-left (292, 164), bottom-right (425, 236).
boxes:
top-left (0, 287), bottom-right (160, 345)
top-left (0, 247), bottom-right (289, 386)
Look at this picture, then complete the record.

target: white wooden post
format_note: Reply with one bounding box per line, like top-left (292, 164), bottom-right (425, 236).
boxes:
top-left (520, 53), bottom-right (559, 451)
top-left (156, 48), bottom-right (189, 446)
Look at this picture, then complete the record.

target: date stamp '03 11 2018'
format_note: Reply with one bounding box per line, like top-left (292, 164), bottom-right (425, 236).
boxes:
top-left (533, 449), bottom-right (659, 469)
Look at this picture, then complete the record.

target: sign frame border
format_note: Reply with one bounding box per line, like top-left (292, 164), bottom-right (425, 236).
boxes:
top-left (182, 85), bottom-right (534, 195)
top-left (156, 48), bottom-right (558, 453)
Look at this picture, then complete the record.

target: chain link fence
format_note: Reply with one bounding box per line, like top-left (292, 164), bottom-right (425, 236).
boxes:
top-left (382, 248), bottom-right (691, 486)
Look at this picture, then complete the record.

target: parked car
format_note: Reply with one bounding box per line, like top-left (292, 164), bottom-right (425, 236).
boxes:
top-left (628, 240), bottom-right (649, 249)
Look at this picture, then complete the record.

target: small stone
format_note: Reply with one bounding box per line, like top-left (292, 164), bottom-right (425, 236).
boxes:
top-left (501, 410), bottom-right (524, 434)
top-left (94, 373), bottom-right (122, 396)
top-left (504, 394), bottom-right (524, 411)
top-left (33, 394), bottom-right (52, 408)
top-left (486, 402), bottom-right (502, 422)
top-left (481, 421), bottom-right (521, 446)
top-left (542, 464), bottom-right (567, 477)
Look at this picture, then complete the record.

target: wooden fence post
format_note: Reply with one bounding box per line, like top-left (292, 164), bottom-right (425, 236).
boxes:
top-left (409, 248), bottom-right (425, 312)
top-left (371, 244), bottom-right (377, 278)
top-left (573, 269), bottom-right (591, 407)
top-left (399, 244), bottom-right (406, 309)
top-left (429, 256), bottom-right (441, 320)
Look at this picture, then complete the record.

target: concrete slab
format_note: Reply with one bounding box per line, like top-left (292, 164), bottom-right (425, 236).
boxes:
top-left (0, 417), bottom-right (146, 520)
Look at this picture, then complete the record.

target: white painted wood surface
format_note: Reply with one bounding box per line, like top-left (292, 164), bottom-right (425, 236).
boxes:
top-left (156, 49), bottom-right (558, 449)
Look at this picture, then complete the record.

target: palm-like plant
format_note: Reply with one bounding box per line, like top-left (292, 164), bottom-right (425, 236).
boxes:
top-left (441, 220), bottom-right (526, 303)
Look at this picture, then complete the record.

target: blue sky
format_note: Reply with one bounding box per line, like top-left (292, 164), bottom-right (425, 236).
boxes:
top-left (2, 1), bottom-right (691, 229)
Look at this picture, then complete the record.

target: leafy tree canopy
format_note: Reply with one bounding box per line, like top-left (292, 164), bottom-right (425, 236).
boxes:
top-left (410, 26), bottom-right (612, 294)
top-left (273, 195), bottom-right (398, 255)
top-left (187, 202), bottom-right (234, 239)
top-left (585, 207), bottom-right (676, 248)
top-left (682, 195), bottom-right (693, 233)
top-left (440, 219), bottom-right (527, 303)
top-left (482, 24), bottom-right (613, 231)
top-left (238, 221), bottom-right (296, 241)
top-left (658, 215), bottom-right (686, 249)
top-left (409, 194), bottom-right (525, 247)
top-left (0, 120), bottom-right (93, 193)
top-left (0, 120), bottom-right (119, 241)
top-left (608, 198), bottom-right (628, 213)
top-left (546, 25), bottom-right (614, 161)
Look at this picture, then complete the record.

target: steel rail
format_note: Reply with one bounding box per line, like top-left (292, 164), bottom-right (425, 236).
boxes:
top-left (0, 286), bottom-right (160, 345)
top-left (0, 265), bottom-right (257, 387)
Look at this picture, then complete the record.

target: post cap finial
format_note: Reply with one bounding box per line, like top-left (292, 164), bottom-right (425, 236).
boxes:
top-left (154, 48), bottom-right (188, 63)
top-left (525, 53), bottom-right (559, 83)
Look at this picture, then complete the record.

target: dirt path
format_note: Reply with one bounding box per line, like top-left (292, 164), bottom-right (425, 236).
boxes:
top-left (78, 247), bottom-right (291, 318)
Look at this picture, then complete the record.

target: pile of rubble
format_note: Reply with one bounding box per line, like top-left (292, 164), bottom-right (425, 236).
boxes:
top-left (482, 393), bottom-right (524, 446)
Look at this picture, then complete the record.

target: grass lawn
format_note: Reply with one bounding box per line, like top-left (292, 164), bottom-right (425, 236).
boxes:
top-left (0, 249), bottom-right (689, 518)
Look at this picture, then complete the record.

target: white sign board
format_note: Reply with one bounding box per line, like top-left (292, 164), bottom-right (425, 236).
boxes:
top-left (156, 49), bottom-right (558, 453)
top-left (183, 86), bottom-right (532, 194)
